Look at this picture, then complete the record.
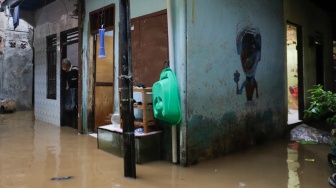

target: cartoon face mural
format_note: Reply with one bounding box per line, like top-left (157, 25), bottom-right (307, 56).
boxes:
top-left (234, 26), bottom-right (261, 102)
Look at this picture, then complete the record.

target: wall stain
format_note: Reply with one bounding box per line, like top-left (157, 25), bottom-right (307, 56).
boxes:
top-left (187, 109), bottom-right (286, 165)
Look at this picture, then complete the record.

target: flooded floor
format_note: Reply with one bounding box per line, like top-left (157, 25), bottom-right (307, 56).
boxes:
top-left (0, 111), bottom-right (333, 188)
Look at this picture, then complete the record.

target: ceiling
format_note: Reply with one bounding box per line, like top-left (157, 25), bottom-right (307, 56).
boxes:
top-left (309, 0), bottom-right (336, 15)
top-left (6, 0), bottom-right (336, 19)
top-left (309, 0), bottom-right (336, 40)
top-left (19, 0), bottom-right (56, 11)
top-left (3, 0), bottom-right (336, 15)
top-left (1, 0), bottom-right (336, 39)
top-left (0, 0), bottom-right (55, 11)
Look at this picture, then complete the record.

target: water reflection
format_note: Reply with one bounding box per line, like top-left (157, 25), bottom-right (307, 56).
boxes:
top-left (287, 142), bottom-right (300, 187)
top-left (0, 111), bottom-right (332, 188)
top-left (0, 111), bottom-right (35, 187)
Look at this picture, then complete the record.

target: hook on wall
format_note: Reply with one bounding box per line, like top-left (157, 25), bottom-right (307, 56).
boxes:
top-left (98, 0), bottom-right (106, 59)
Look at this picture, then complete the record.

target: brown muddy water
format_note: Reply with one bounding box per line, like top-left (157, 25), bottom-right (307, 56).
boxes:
top-left (0, 111), bottom-right (333, 188)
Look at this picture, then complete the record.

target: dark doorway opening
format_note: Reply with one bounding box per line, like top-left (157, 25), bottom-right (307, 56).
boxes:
top-left (316, 45), bottom-right (324, 85)
top-left (60, 28), bottom-right (79, 129)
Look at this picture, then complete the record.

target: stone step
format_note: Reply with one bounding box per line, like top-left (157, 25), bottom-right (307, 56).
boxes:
top-left (97, 125), bottom-right (161, 164)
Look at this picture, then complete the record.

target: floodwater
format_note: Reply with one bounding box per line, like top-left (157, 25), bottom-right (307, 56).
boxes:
top-left (0, 111), bottom-right (333, 188)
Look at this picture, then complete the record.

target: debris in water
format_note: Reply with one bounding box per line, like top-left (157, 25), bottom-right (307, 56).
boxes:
top-left (290, 124), bottom-right (331, 144)
top-left (305, 159), bottom-right (315, 162)
top-left (239, 182), bottom-right (246, 187)
top-left (299, 141), bottom-right (317, 145)
top-left (51, 176), bottom-right (74, 181)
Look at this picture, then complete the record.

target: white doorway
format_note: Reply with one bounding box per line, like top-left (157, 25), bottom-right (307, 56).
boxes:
top-left (287, 24), bottom-right (301, 125)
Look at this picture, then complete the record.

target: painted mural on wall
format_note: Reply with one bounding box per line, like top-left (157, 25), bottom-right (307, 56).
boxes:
top-left (234, 23), bottom-right (261, 105)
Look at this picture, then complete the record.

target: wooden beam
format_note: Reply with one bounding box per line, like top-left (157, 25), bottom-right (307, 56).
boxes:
top-left (119, 0), bottom-right (136, 179)
top-left (77, 0), bottom-right (85, 133)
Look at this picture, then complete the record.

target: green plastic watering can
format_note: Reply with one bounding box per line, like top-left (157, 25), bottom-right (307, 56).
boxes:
top-left (152, 68), bottom-right (182, 125)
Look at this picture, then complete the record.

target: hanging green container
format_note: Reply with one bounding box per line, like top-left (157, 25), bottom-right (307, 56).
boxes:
top-left (152, 68), bottom-right (182, 125)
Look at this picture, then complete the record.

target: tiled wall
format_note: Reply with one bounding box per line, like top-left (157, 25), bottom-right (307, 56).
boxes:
top-left (34, 1), bottom-right (78, 126)
top-left (34, 30), bottom-right (61, 125)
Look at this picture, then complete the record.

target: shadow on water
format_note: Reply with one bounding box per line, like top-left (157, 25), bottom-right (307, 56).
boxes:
top-left (0, 111), bottom-right (333, 187)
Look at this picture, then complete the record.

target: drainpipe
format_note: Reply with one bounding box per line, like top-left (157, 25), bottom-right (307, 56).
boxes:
top-left (167, 0), bottom-right (178, 164)
top-left (175, 0), bottom-right (187, 167)
top-left (168, 0), bottom-right (187, 166)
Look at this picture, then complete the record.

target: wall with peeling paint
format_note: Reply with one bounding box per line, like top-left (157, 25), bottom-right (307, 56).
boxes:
top-left (184, 0), bottom-right (287, 165)
top-left (34, 0), bottom-right (78, 126)
top-left (0, 12), bottom-right (33, 110)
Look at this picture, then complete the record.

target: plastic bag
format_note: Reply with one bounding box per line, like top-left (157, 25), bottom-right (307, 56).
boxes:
top-left (290, 124), bottom-right (331, 144)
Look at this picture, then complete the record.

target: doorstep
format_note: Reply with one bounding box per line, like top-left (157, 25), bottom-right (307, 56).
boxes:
top-left (97, 124), bottom-right (161, 164)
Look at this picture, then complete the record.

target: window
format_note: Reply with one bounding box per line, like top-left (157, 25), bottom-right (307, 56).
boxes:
top-left (47, 34), bottom-right (57, 99)
top-left (89, 4), bottom-right (115, 34)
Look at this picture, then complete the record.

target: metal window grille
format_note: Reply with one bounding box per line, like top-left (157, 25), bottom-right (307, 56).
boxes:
top-left (89, 4), bottom-right (115, 34)
top-left (46, 34), bottom-right (57, 99)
